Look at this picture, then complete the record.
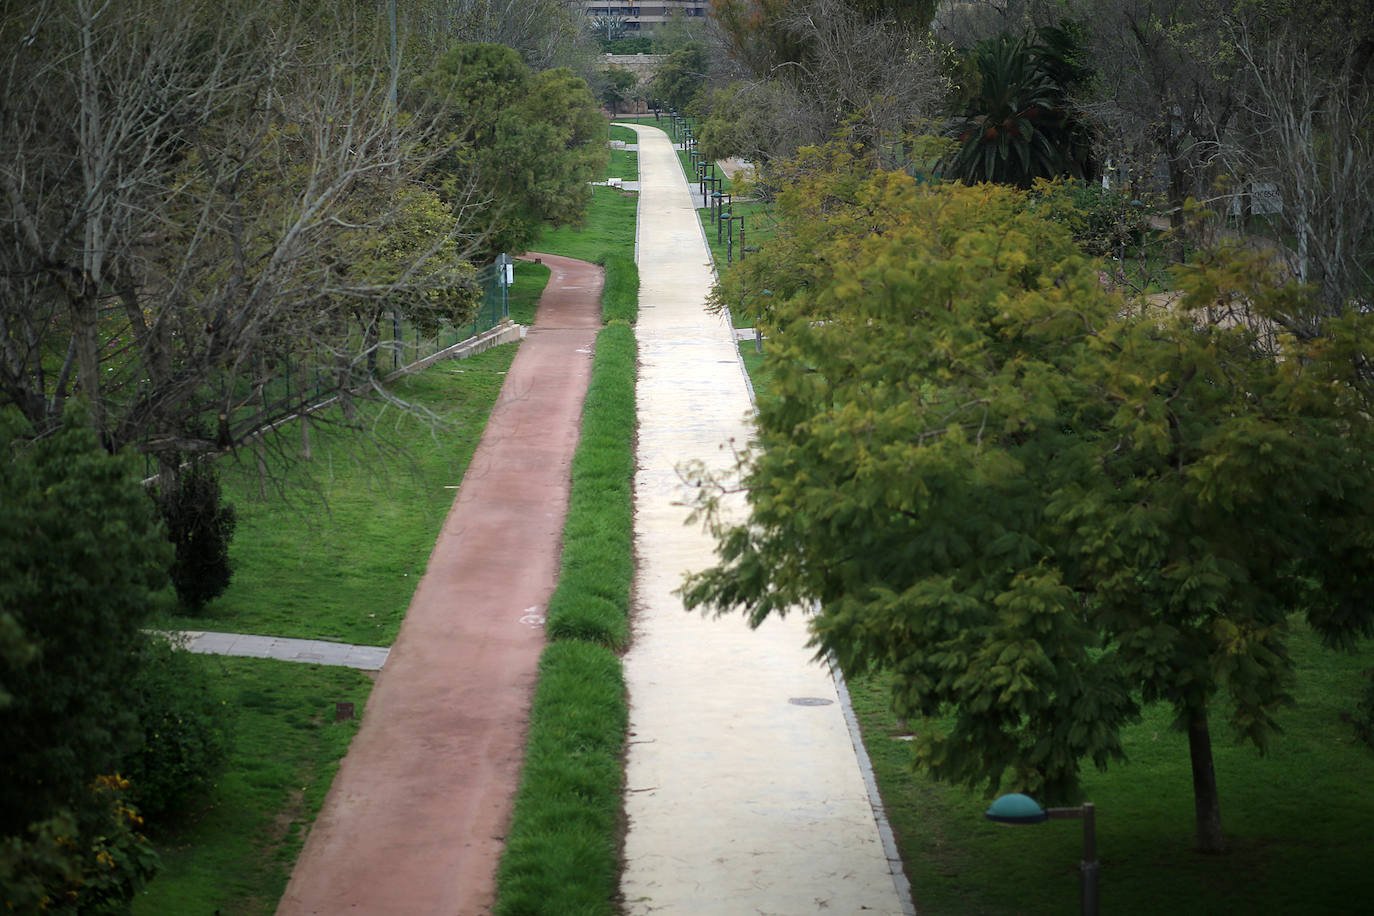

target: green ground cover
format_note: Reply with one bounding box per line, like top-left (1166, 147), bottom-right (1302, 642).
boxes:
top-left (508, 260), bottom-right (552, 325)
top-left (608, 147), bottom-right (638, 183)
top-left (607, 124), bottom-right (639, 182)
top-left (534, 185), bottom-right (639, 262)
top-left (492, 178), bottom-right (638, 916)
top-left (133, 658), bottom-right (373, 916)
top-left (697, 198), bottom-right (774, 279)
top-left (165, 345), bottom-right (521, 646)
top-left (848, 623), bottom-right (1374, 915)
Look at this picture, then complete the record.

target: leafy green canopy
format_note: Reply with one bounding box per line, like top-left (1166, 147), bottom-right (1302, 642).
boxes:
top-left (945, 28), bottom-right (1094, 188)
top-left (684, 153), bottom-right (1374, 802)
top-left (651, 42), bottom-right (708, 111)
top-left (419, 43), bottom-right (608, 260)
top-left (1, 407), bottom-right (172, 908)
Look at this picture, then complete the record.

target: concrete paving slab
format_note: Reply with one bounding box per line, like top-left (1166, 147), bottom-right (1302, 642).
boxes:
top-left (619, 123), bottom-right (911, 915)
top-left (174, 630), bottom-right (390, 670)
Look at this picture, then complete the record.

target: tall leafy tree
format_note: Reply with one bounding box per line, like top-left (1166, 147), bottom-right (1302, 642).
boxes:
top-left (419, 42), bottom-right (608, 260)
top-left (683, 153), bottom-right (1374, 852)
top-left (0, 406), bottom-right (171, 907)
top-left (651, 42), bottom-right (709, 110)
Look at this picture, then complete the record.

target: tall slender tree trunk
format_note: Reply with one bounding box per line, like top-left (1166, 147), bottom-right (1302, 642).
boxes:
top-left (1187, 703), bottom-right (1226, 853)
top-left (71, 289), bottom-right (106, 439)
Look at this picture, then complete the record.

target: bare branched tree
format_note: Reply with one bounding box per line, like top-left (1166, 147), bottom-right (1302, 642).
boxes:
top-left (1068, 0), bottom-right (1244, 252)
top-left (702, 0), bottom-right (948, 167)
top-left (0, 0), bottom-right (489, 481)
top-left (1226, 28), bottom-right (1374, 322)
top-left (412, 0), bottom-right (593, 71)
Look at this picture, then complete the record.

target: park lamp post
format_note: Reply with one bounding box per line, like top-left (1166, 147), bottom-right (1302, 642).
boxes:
top-left (724, 212), bottom-right (746, 264)
top-left (985, 794), bottom-right (1099, 916)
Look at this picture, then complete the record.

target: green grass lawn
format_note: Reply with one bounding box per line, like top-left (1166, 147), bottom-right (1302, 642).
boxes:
top-left (607, 124), bottom-right (638, 183)
top-left (608, 146), bottom-right (638, 183)
top-left (532, 185), bottom-right (638, 262)
top-left (165, 347), bottom-right (519, 646)
top-left (848, 621), bottom-right (1374, 915)
top-left (133, 657), bottom-right (374, 916)
top-left (698, 198), bottom-right (775, 281)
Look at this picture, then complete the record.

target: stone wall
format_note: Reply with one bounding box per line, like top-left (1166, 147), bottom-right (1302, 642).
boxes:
top-left (602, 53), bottom-right (666, 115)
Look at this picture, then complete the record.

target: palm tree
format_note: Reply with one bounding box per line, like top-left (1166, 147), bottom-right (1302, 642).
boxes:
top-left (945, 33), bottom-right (1090, 188)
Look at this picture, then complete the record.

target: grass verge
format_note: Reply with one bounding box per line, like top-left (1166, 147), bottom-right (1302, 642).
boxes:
top-left (133, 658), bottom-right (373, 916)
top-left (848, 622), bottom-right (1374, 915)
top-left (492, 188), bottom-right (639, 915)
top-left (166, 346), bottom-right (520, 646)
top-left (608, 124), bottom-right (638, 182)
top-left (493, 641), bottom-right (628, 915)
top-left (536, 186), bottom-right (639, 262)
top-left (509, 260), bottom-right (552, 325)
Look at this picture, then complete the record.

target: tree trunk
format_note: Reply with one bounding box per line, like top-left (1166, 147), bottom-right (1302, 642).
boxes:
top-left (1167, 157), bottom-right (1189, 264)
top-left (70, 289), bottom-right (106, 439)
top-left (1187, 703), bottom-right (1226, 853)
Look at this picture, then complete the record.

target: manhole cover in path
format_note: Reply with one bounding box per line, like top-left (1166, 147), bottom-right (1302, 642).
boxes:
top-left (788, 697), bottom-right (834, 707)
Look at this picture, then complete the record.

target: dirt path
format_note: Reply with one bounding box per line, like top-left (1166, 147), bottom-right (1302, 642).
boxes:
top-left (276, 254), bottom-right (602, 916)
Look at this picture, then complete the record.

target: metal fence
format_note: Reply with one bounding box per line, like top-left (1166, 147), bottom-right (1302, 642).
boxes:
top-left (139, 258), bottom-right (513, 475)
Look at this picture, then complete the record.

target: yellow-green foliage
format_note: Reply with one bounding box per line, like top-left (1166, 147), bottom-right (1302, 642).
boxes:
top-left (684, 144), bottom-right (1374, 823)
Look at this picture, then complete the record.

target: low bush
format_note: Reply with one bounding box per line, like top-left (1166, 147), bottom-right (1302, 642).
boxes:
top-left (123, 638), bottom-right (233, 819)
top-left (157, 459), bottom-right (237, 612)
top-left (1027, 178), bottom-right (1148, 257)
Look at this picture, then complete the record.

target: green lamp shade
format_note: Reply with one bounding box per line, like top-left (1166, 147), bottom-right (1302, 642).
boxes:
top-left (985, 793), bottom-right (1050, 825)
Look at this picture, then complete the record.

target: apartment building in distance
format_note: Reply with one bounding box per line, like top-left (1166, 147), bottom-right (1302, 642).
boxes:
top-left (581, 1), bottom-right (711, 35)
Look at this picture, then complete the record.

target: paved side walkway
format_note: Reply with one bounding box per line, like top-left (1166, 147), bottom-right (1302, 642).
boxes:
top-left (276, 254), bottom-right (602, 916)
top-left (174, 631), bottom-right (389, 670)
top-left (620, 125), bottom-right (910, 913)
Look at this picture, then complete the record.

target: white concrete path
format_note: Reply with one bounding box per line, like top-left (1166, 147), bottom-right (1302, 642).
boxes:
top-left (620, 124), bottom-right (912, 915)
top-left (172, 630), bottom-right (389, 671)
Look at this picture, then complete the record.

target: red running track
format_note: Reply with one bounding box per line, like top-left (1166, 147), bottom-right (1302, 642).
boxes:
top-left (277, 253), bottom-right (603, 915)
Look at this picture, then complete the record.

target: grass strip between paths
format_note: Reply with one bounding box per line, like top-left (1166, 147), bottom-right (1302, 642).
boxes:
top-left (493, 200), bottom-right (639, 915)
